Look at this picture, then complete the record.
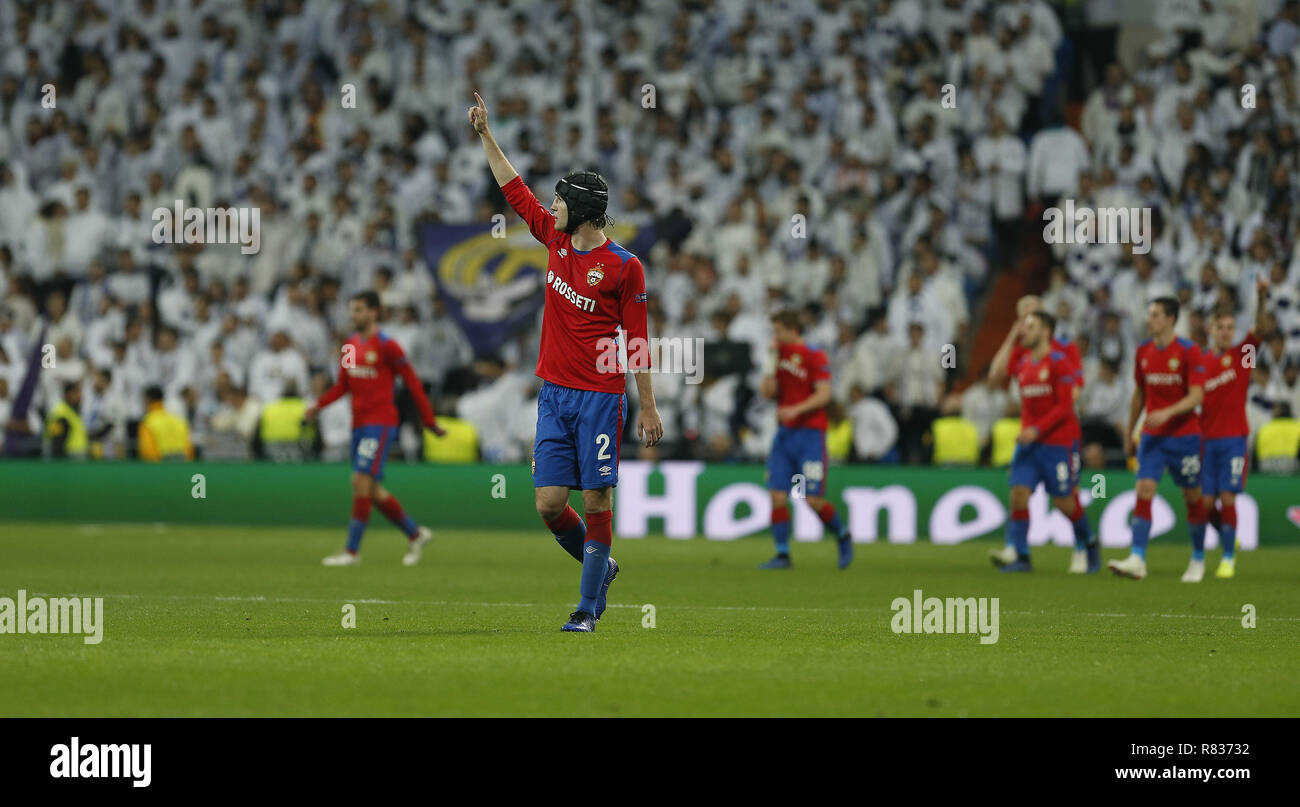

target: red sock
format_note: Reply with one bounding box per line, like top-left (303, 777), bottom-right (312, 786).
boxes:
top-left (1011, 508), bottom-right (1029, 522)
top-left (586, 509), bottom-right (613, 546)
top-left (351, 497), bottom-right (372, 522)
top-left (1071, 491), bottom-right (1086, 522)
top-left (348, 497), bottom-right (373, 555)
top-left (1207, 502), bottom-right (1222, 530)
top-left (544, 505), bottom-right (583, 534)
top-left (1187, 498), bottom-right (1207, 525)
top-left (1221, 503), bottom-right (1237, 528)
top-left (816, 502), bottom-right (837, 523)
top-left (376, 495), bottom-right (417, 538)
top-left (772, 505), bottom-right (790, 525)
top-left (1134, 498), bottom-right (1152, 520)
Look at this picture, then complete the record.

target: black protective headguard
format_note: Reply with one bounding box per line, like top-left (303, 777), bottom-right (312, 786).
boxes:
top-left (555, 170), bottom-right (609, 233)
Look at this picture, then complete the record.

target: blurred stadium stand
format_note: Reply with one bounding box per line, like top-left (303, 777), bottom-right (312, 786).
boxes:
top-left (0, 0), bottom-right (1298, 472)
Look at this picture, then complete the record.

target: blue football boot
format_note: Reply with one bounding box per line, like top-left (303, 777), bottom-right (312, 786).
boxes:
top-left (595, 558), bottom-right (619, 620)
top-left (561, 610), bottom-right (596, 632)
top-left (758, 554), bottom-right (793, 570)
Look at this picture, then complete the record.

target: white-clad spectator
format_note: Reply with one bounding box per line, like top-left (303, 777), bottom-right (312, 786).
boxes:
top-left (1027, 121), bottom-right (1091, 204)
top-left (105, 250), bottom-right (151, 306)
top-left (247, 329), bottom-right (310, 404)
top-left (43, 289), bottom-right (83, 352)
top-left (960, 375), bottom-right (1011, 448)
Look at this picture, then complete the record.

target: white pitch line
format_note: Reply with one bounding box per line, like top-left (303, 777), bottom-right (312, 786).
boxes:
top-left (25, 592), bottom-right (1300, 621)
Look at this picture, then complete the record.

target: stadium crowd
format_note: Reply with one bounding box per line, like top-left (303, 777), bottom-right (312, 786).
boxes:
top-left (0, 0), bottom-right (1299, 469)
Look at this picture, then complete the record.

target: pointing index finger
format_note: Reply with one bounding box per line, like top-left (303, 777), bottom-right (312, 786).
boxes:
top-left (474, 91), bottom-right (485, 108)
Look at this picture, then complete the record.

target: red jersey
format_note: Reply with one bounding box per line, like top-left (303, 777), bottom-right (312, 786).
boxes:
top-left (1014, 347), bottom-right (1078, 447)
top-left (1010, 337), bottom-right (1082, 441)
top-left (1010, 338), bottom-right (1082, 387)
top-left (1135, 336), bottom-right (1205, 437)
top-left (501, 176), bottom-right (649, 394)
top-left (1200, 332), bottom-right (1258, 439)
top-left (316, 331), bottom-right (437, 428)
top-left (776, 341), bottom-right (831, 431)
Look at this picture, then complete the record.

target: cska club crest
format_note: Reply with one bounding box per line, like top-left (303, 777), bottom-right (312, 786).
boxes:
top-left (1039, 367), bottom-right (1049, 380)
top-left (1168, 358), bottom-right (1179, 370)
top-left (1222, 355), bottom-right (1231, 367)
top-left (365, 350), bottom-right (378, 364)
top-left (587, 263), bottom-right (605, 286)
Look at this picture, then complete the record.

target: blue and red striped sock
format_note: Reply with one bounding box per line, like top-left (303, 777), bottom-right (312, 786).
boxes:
top-left (816, 501), bottom-right (847, 540)
top-left (771, 505), bottom-right (791, 556)
top-left (1008, 508), bottom-right (1030, 559)
top-left (1070, 492), bottom-right (1094, 549)
top-left (1220, 503), bottom-right (1237, 560)
top-left (578, 510), bottom-right (612, 614)
top-left (1131, 496), bottom-right (1152, 559)
top-left (545, 505), bottom-right (587, 562)
top-left (346, 497), bottom-right (372, 553)
top-left (376, 495), bottom-right (419, 538)
top-left (1188, 497), bottom-right (1207, 562)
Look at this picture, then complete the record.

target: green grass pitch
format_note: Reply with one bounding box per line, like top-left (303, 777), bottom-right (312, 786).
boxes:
top-left (1, 523), bottom-right (1297, 716)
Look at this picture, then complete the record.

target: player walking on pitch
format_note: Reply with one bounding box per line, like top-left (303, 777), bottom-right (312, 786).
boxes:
top-left (757, 310), bottom-right (853, 570)
top-left (1110, 297), bottom-right (1207, 581)
top-left (988, 310), bottom-right (1097, 573)
top-left (1196, 278), bottom-right (1268, 580)
top-left (307, 291), bottom-right (445, 566)
top-left (470, 92), bottom-right (663, 633)
top-left (988, 296), bottom-right (1096, 572)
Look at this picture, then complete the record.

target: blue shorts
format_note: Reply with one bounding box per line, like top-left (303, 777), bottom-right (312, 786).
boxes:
top-left (1201, 436), bottom-right (1247, 496)
top-left (1009, 441), bottom-right (1078, 497)
top-left (351, 425), bottom-right (398, 480)
top-left (532, 381), bottom-right (626, 490)
top-left (1136, 433), bottom-right (1203, 489)
top-left (766, 426), bottom-right (828, 496)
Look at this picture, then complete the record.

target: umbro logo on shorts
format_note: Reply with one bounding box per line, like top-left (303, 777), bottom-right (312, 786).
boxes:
top-left (599, 465), bottom-right (612, 475)
top-left (585, 545), bottom-right (597, 554)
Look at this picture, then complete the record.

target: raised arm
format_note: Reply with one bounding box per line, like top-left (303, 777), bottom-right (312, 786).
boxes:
top-left (469, 92), bottom-right (520, 187)
top-left (472, 92), bottom-right (559, 245)
top-left (1247, 275), bottom-right (1270, 338)
top-left (988, 319), bottom-right (1023, 386)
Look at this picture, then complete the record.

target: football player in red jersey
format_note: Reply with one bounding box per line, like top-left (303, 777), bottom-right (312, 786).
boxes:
top-left (470, 92), bottom-right (663, 633)
top-left (306, 291), bottom-right (445, 567)
top-left (1197, 278), bottom-right (1268, 579)
top-left (1110, 297), bottom-right (1207, 581)
top-left (988, 296), bottom-right (1096, 573)
top-left (757, 310), bottom-right (853, 570)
